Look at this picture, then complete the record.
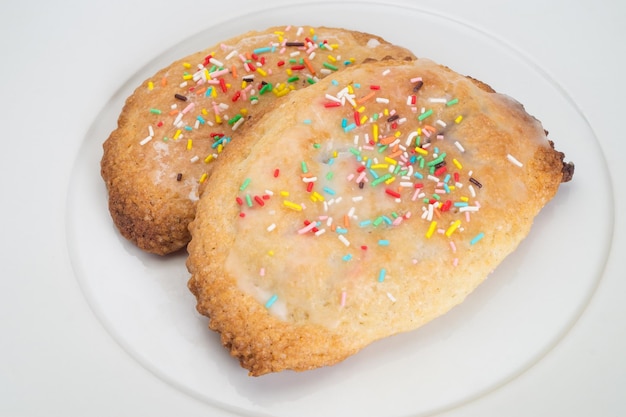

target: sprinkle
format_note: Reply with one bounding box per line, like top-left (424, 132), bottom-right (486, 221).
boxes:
top-left (140, 136), bottom-right (153, 146)
top-left (283, 200), bottom-right (303, 211)
top-left (469, 177), bottom-right (483, 188)
top-left (445, 220), bottom-right (462, 237)
top-left (426, 221), bottom-right (438, 238)
top-left (338, 235), bottom-right (350, 247)
top-left (176, 173), bottom-right (183, 181)
top-left (378, 239), bottom-right (390, 246)
top-left (174, 93), bottom-right (188, 101)
top-left (507, 153), bottom-right (524, 167)
top-left (240, 178), bottom-right (251, 191)
top-left (342, 254), bottom-right (353, 262)
top-left (386, 292), bottom-right (397, 303)
top-left (446, 98), bottom-right (459, 106)
top-left (267, 223), bottom-right (276, 232)
top-left (418, 109), bottom-right (433, 121)
top-left (454, 141), bottom-right (465, 153)
top-left (470, 232), bottom-right (485, 245)
top-left (265, 294), bottom-right (279, 308)
top-left (378, 268), bottom-right (387, 282)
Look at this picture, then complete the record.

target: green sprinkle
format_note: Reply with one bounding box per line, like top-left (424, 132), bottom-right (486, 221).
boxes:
top-left (377, 145), bottom-right (388, 154)
top-left (245, 194), bottom-right (253, 207)
top-left (149, 108), bottom-right (162, 114)
top-left (391, 212), bottom-right (399, 219)
top-left (349, 147), bottom-right (361, 156)
top-left (227, 114), bottom-right (242, 125)
top-left (373, 216), bottom-right (384, 227)
top-left (259, 83), bottom-right (272, 95)
top-left (162, 137), bottom-right (169, 142)
top-left (378, 268), bottom-right (387, 282)
top-left (265, 294), bottom-right (279, 308)
top-left (287, 76), bottom-right (300, 83)
top-left (418, 109), bottom-right (433, 121)
top-left (446, 98), bottom-right (459, 106)
top-left (432, 193), bottom-right (441, 201)
top-left (249, 95), bottom-right (259, 102)
top-left (427, 153), bottom-right (447, 167)
top-left (323, 62), bottom-right (339, 71)
top-left (326, 171), bottom-right (334, 180)
top-left (240, 178), bottom-right (251, 191)
top-left (301, 161), bottom-right (308, 173)
top-left (306, 78), bottom-right (316, 85)
top-left (372, 173), bottom-right (393, 186)
top-left (470, 232), bottom-right (485, 245)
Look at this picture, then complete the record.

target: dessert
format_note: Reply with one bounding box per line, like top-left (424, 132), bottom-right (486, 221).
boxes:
top-left (187, 58), bottom-right (574, 376)
top-left (101, 25), bottom-right (415, 255)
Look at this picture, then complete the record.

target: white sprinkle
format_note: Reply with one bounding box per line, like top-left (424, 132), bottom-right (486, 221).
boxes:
top-left (338, 235), bottom-right (350, 247)
top-left (231, 117), bottom-right (245, 131)
top-left (209, 57), bottom-right (224, 67)
top-left (225, 50), bottom-right (238, 60)
top-left (314, 229), bottom-right (326, 236)
top-left (189, 156), bottom-right (199, 163)
top-left (382, 69), bottom-right (391, 76)
top-left (469, 185), bottom-right (476, 198)
top-left (264, 189), bottom-right (274, 196)
top-left (436, 119), bottom-right (447, 128)
top-left (302, 176), bottom-right (318, 183)
top-left (140, 136), bottom-right (153, 146)
top-left (298, 222), bottom-right (318, 234)
top-left (386, 292), bottom-right (397, 303)
top-left (173, 112), bottom-right (184, 126)
top-left (347, 207), bottom-right (356, 218)
top-left (410, 76), bottom-right (422, 83)
top-left (179, 81), bottom-right (188, 88)
top-left (428, 175), bottom-right (440, 182)
top-left (309, 51), bottom-right (316, 60)
top-left (429, 98), bottom-right (447, 103)
top-left (267, 223), bottom-right (276, 232)
top-left (352, 196), bottom-right (363, 202)
top-left (376, 97), bottom-right (390, 104)
top-left (325, 93), bottom-right (341, 103)
top-left (459, 206), bottom-right (480, 212)
top-left (507, 153), bottom-right (524, 167)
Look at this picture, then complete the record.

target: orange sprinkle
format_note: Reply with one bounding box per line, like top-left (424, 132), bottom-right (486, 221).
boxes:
top-left (161, 76), bottom-right (167, 86)
top-left (169, 109), bottom-right (179, 116)
top-left (344, 215), bottom-right (350, 228)
top-left (387, 150), bottom-right (403, 159)
top-left (357, 91), bottom-right (376, 104)
top-left (379, 136), bottom-right (396, 145)
top-left (304, 57), bottom-right (316, 75)
top-left (195, 86), bottom-right (207, 96)
top-left (231, 64), bottom-right (238, 79)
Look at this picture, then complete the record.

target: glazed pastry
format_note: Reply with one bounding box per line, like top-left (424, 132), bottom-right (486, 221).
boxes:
top-left (101, 25), bottom-right (415, 255)
top-left (187, 58), bottom-right (574, 376)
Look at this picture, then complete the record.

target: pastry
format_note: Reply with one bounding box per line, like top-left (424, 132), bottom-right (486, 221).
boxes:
top-left (101, 25), bottom-right (416, 255)
top-left (187, 58), bottom-right (574, 376)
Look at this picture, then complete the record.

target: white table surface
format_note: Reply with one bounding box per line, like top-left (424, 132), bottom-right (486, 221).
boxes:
top-left (1, 0), bottom-right (624, 415)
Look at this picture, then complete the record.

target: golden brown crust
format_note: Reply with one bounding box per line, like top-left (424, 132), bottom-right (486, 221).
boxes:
top-left (187, 58), bottom-right (573, 376)
top-left (101, 26), bottom-right (416, 255)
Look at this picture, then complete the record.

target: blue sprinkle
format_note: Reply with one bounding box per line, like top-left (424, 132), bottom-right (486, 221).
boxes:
top-left (335, 227), bottom-right (348, 234)
top-left (331, 79), bottom-right (339, 86)
top-left (341, 118), bottom-right (348, 128)
top-left (265, 294), bottom-right (278, 308)
top-left (253, 46), bottom-right (272, 54)
top-left (378, 239), bottom-right (390, 246)
top-left (470, 232), bottom-right (485, 245)
top-left (378, 268), bottom-right (387, 282)
top-left (184, 126), bottom-right (193, 131)
top-left (454, 202), bottom-right (469, 207)
top-left (368, 169), bottom-right (379, 179)
top-left (353, 83), bottom-right (360, 88)
top-left (342, 254), bottom-right (352, 262)
top-left (414, 172), bottom-right (424, 179)
top-left (303, 119), bottom-right (312, 125)
top-left (443, 183), bottom-right (451, 194)
top-left (196, 115), bottom-right (206, 124)
top-left (382, 216), bottom-right (393, 225)
top-left (323, 186), bottom-right (336, 195)
top-left (344, 123), bottom-right (357, 133)
top-left (444, 174), bottom-right (451, 184)
top-left (359, 220), bottom-right (372, 227)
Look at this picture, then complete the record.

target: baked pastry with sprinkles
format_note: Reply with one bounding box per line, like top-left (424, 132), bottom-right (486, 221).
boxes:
top-left (101, 25), bottom-right (416, 255)
top-left (187, 58), bottom-right (574, 376)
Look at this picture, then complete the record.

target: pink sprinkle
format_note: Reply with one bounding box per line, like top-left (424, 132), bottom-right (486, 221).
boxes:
top-left (297, 221), bottom-right (317, 234)
top-left (259, 268), bottom-right (265, 276)
top-left (340, 291), bottom-right (347, 307)
top-left (450, 241), bottom-right (457, 253)
top-left (453, 258), bottom-right (459, 267)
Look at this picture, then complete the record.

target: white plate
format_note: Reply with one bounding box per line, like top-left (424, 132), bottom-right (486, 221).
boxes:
top-left (66, 2), bottom-right (613, 416)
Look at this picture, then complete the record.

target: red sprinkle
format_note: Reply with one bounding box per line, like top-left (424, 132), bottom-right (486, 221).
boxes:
top-left (441, 200), bottom-right (452, 212)
top-left (361, 245), bottom-right (368, 250)
top-left (324, 102), bottom-right (341, 108)
top-left (239, 212), bottom-right (246, 218)
top-left (232, 91), bottom-right (241, 102)
top-left (219, 78), bottom-right (227, 93)
top-left (370, 85), bottom-right (380, 90)
top-left (277, 60), bottom-right (285, 67)
top-left (262, 194), bottom-right (271, 200)
top-left (273, 168), bottom-right (280, 177)
top-left (354, 110), bottom-right (361, 126)
top-left (306, 182), bottom-right (314, 192)
top-left (385, 188), bottom-right (401, 198)
top-left (254, 195), bottom-right (265, 206)
top-left (434, 166), bottom-right (448, 177)
top-left (291, 65), bottom-right (305, 70)
top-left (454, 172), bottom-right (460, 182)
top-left (235, 197), bottom-right (243, 206)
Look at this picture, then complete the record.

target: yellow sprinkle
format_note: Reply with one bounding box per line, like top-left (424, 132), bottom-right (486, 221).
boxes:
top-left (348, 85), bottom-right (354, 94)
top-left (183, 74), bottom-right (193, 80)
top-left (414, 146), bottom-right (428, 156)
top-left (286, 69), bottom-right (293, 76)
top-left (274, 31), bottom-right (284, 36)
top-left (216, 144), bottom-right (223, 153)
top-left (357, 106), bottom-right (366, 113)
top-left (449, 185), bottom-right (456, 191)
top-left (455, 115), bottom-right (463, 124)
top-left (211, 87), bottom-right (217, 97)
top-left (312, 191), bottom-right (324, 202)
top-left (204, 155), bottom-right (214, 163)
top-left (384, 108), bottom-right (389, 116)
top-left (215, 114), bottom-right (222, 124)
top-left (370, 164), bottom-right (389, 170)
top-left (256, 67), bottom-right (267, 76)
top-left (360, 115), bottom-right (368, 125)
top-left (394, 131), bottom-right (402, 138)
top-left (445, 220), bottom-right (462, 237)
top-left (327, 55), bottom-right (336, 62)
top-left (274, 88), bottom-right (290, 97)
top-left (373, 124), bottom-right (379, 142)
top-left (268, 250), bottom-right (275, 256)
top-left (280, 191), bottom-right (290, 197)
top-left (309, 28), bottom-right (315, 35)
top-left (173, 129), bottom-right (182, 140)
top-left (183, 62), bottom-right (191, 69)
top-left (426, 221), bottom-right (438, 238)
top-left (201, 108), bottom-right (208, 115)
top-left (199, 173), bottom-right (208, 183)
top-left (384, 176), bottom-right (396, 185)
top-left (332, 44), bottom-right (341, 50)
top-left (453, 158), bottom-right (463, 169)
top-left (460, 196), bottom-right (469, 202)
top-left (240, 108), bottom-right (248, 116)
top-left (283, 200), bottom-right (303, 211)
top-left (384, 157), bottom-right (398, 165)
top-left (204, 69), bottom-right (211, 80)
top-left (148, 81), bottom-right (154, 90)
top-left (186, 139), bottom-right (192, 150)
top-left (333, 150), bottom-right (338, 158)
top-left (241, 80), bottom-right (247, 89)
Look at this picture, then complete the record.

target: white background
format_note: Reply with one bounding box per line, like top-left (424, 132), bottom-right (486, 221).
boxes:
top-left (1, 0), bottom-right (624, 416)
